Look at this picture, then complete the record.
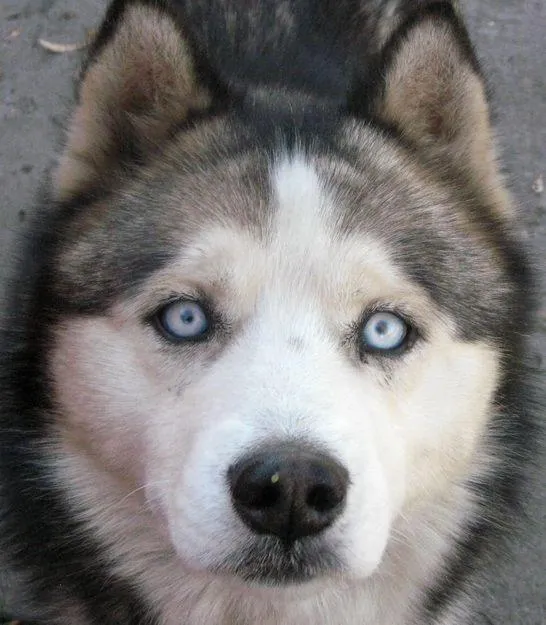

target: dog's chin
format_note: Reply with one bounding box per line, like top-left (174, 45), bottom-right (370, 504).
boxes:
top-left (217, 535), bottom-right (344, 586)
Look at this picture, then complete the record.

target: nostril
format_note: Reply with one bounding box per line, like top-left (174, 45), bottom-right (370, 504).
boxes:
top-left (229, 462), bottom-right (284, 510)
top-left (246, 482), bottom-right (281, 509)
top-left (306, 484), bottom-right (342, 513)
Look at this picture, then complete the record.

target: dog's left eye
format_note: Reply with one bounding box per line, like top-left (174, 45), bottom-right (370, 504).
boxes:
top-left (361, 311), bottom-right (410, 354)
top-left (155, 300), bottom-right (210, 341)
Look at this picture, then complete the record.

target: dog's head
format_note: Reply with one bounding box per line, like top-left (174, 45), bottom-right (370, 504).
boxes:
top-left (46, 0), bottom-right (527, 587)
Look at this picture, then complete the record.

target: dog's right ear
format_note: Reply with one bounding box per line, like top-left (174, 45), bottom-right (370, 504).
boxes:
top-left (54, 1), bottom-right (212, 201)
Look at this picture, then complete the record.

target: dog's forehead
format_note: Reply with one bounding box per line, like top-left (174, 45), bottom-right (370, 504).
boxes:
top-left (139, 155), bottom-right (418, 322)
top-left (56, 120), bottom-right (515, 340)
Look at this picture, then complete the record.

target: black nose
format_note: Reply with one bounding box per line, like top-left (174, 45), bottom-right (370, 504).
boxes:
top-left (228, 443), bottom-right (349, 542)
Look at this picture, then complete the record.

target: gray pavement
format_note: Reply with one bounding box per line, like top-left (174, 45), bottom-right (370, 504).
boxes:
top-left (0, 0), bottom-right (544, 622)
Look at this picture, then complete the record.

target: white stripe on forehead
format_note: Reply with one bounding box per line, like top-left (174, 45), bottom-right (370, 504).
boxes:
top-left (269, 154), bottom-right (397, 296)
top-left (272, 156), bottom-right (333, 251)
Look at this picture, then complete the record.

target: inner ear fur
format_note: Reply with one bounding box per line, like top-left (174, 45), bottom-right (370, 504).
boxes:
top-left (54, 1), bottom-right (211, 201)
top-left (374, 3), bottom-right (512, 215)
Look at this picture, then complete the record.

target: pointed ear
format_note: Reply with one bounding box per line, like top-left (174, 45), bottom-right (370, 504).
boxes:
top-left (374, 3), bottom-right (502, 195)
top-left (54, 2), bottom-right (212, 200)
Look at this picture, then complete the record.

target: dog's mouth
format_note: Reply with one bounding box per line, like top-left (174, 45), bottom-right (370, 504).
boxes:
top-left (219, 535), bottom-right (343, 585)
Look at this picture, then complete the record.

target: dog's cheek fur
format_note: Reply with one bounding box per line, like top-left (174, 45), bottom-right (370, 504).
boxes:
top-left (394, 334), bottom-right (500, 503)
top-left (50, 317), bottom-right (155, 484)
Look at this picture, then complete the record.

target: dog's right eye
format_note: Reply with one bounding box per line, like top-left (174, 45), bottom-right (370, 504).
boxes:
top-left (360, 311), bottom-right (411, 355)
top-left (155, 300), bottom-right (210, 341)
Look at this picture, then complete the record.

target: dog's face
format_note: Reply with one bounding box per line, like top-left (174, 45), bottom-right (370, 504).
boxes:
top-left (46, 2), bottom-right (520, 588)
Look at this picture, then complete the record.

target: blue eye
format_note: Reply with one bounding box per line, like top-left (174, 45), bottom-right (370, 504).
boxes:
top-left (361, 312), bottom-right (409, 353)
top-left (156, 300), bottom-right (210, 341)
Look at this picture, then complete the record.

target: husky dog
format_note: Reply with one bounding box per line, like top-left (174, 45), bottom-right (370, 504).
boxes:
top-left (0, 0), bottom-right (536, 623)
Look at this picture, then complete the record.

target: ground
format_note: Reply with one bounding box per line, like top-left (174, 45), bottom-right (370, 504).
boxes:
top-left (0, 0), bottom-right (544, 623)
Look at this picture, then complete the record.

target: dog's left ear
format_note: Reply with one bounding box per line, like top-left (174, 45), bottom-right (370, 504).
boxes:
top-left (372, 3), bottom-right (503, 199)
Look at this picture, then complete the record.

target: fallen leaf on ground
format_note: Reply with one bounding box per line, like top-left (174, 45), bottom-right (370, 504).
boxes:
top-left (38, 38), bottom-right (88, 53)
top-left (532, 174), bottom-right (544, 195)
